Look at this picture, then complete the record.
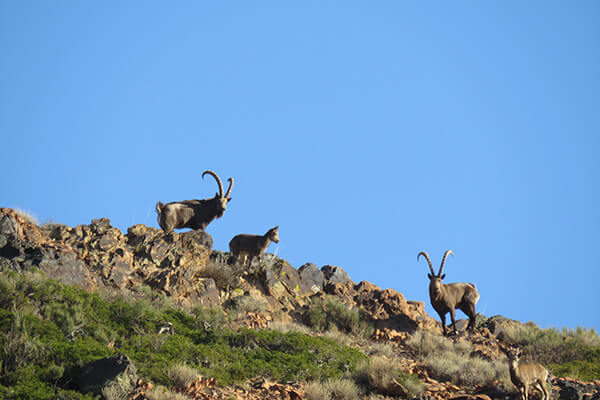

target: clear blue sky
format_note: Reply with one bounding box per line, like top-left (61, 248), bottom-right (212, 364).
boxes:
top-left (1, 2), bottom-right (599, 331)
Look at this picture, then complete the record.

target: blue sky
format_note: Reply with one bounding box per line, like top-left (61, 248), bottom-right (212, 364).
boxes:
top-left (1, 2), bottom-right (599, 331)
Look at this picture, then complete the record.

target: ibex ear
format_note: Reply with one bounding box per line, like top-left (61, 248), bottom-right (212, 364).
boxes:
top-left (427, 273), bottom-right (433, 279)
top-left (227, 197), bottom-right (232, 202)
top-left (440, 274), bottom-right (446, 280)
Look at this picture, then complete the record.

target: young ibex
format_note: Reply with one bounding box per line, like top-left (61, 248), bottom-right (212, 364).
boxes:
top-left (156, 170), bottom-right (234, 233)
top-left (504, 347), bottom-right (550, 400)
top-left (418, 250), bottom-right (480, 336)
top-left (229, 226), bottom-right (280, 266)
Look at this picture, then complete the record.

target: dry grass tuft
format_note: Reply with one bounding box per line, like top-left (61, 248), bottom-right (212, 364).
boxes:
top-left (268, 320), bottom-right (312, 335)
top-left (305, 378), bottom-right (361, 400)
top-left (407, 330), bottom-right (510, 387)
top-left (166, 363), bottom-right (199, 388)
top-left (101, 374), bottom-right (136, 400)
top-left (354, 356), bottom-right (424, 397)
top-left (146, 385), bottom-right (191, 400)
top-left (14, 208), bottom-right (38, 225)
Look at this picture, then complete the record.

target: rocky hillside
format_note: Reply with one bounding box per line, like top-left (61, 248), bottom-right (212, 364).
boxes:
top-left (0, 207), bottom-right (599, 400)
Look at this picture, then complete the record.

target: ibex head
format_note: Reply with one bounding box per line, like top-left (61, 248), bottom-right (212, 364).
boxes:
top-left (267, 226), bottom-right (280, 243)
top-left (202, 170), bottom-right (234, 217)
top-left (502, 345), bottom-right (522, 362)
top-left (418, 250), bottom-right (454, 296)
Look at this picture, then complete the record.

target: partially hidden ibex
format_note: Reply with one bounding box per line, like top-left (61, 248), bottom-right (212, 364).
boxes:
top-left (156, 170), bottom-right (233, 233)
top-left (418, 250), bottom-right (479, 336)
top-left (504, 347), bottom-right (550, 400)
top-left (229, 226), bottom-right (280, 266)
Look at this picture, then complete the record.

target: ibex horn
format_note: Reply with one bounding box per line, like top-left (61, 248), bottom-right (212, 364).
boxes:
top-left (438, 249), bottom-right (454, 276)
top-left (418, 251), bottom-right (435, 276)
top-left (224, 177), bottom-right (234, 198)
top-left (202, 170), bottom-right (224, 198)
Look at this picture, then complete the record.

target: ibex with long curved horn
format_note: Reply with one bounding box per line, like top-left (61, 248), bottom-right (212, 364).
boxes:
top-left (418, 250), bottom-right (479, 336)
top-left (156, 170), bottom-right (234, 233)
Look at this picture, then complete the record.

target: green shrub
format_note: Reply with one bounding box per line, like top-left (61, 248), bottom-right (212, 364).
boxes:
top-left (305, 297), bottom-right (374, 337)
top-left (550, 360), bottom-right (600, 382)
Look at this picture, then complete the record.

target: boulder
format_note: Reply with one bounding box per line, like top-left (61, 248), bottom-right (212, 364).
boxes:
top-left (0, 213), bottom-right (20, 236)
top-left (321, 265), bottom-right (352, 284)
top-left (553, 378), bottom-right (600, 400)
top-left (75, 354), bottom-right (137, 396)
top-left (298, 263), bottom-right (324, 293)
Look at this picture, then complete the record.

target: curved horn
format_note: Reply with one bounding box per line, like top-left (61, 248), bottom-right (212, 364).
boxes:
top-left (202, 170), bottom-right (224, 198)
top-left (224, 177), bottom-right (234, 198)
top-left (438, 249), bottom-right (454, 276)
top-left (417, 251), bottom-right (435, 275)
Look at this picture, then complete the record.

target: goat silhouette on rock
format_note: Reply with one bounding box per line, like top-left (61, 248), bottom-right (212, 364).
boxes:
top-left (156, 170), bottom-right (234, 234)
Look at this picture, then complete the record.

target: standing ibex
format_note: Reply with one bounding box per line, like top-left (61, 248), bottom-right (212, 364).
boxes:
top-left (418, 250), bottom-right (479, 336)
top-left (504, 347), bottom-right (550, 400)
top-left (229, 226), bottom-right (280, 267)
top-left (156, 170), bottom-right (233, 233)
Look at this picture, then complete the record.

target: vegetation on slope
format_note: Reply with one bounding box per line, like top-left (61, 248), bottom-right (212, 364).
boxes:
top-left (1, 264), bottom-right (598, 400)
top-left (0, 268), bottom-right (366, 399)
top-left (498, 321), bottom-right (600, 381)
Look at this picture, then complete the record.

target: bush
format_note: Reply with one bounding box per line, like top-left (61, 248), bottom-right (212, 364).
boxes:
top-left (228, 295), bottom-right (267, 315)
top-left (305, 378), bottom-right (361, 400)
top-left (101, 374), bottom-right (135, 400)
top-left (407, 330), bottom-right (509, 388)
top-left (501, 322), bottom-right (600, 366)
top-left (166, 364), bottom-right (198, 388)
top-left (305, 297), bottom-right (374, 337)
top-left (397, 371), bottom-right (426, 398)
top-left (354, 356), bottom-right (424, 397)
top-left (2, 319), bottom-right (49, 376)
top-left (363, 342), bottom-right (395, 358)
top-left (198, 263), bottom-right (242, 290)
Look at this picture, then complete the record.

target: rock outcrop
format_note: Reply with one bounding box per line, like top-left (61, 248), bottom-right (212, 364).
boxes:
top-left (0, 206), bottom-right (438, 332)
